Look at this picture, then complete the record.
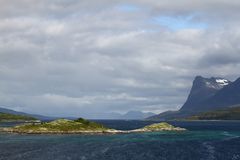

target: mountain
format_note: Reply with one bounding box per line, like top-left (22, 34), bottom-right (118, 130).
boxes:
top-left (0, 106), bottom-right (155, 120)
top-left (147, 76), bottom-right (240, 120)
top-left (200, 77), bottom-right (240, 111)
top-left (121, 111), bottom-right (155, 120)
top-left (180, 76), bottom-right (231, 112)
top-left (102, 111), bottom-right (156, 120)
top-left (0, 112), bottom-right (37, 122)
top-left (0, 106), bottom-right (54, 120)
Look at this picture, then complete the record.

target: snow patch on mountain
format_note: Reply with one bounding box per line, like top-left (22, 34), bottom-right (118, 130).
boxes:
top-left (216, 79), bottom-right (230, 86)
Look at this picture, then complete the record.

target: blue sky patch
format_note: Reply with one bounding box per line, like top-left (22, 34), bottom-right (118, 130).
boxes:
top-left (116, 4), bottom-right (140, 12)
top-left (153, 15), bottom-right (208, 31)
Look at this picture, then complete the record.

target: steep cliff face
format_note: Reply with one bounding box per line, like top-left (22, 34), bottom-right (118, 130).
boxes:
top-left (180, 76), bottom-right (231, 112)
top-left (147, 76), bottom-right (240, 120)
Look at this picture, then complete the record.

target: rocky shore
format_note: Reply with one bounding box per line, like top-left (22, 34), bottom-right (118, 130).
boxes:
top-left (0, 119), bottom-right (186, 134)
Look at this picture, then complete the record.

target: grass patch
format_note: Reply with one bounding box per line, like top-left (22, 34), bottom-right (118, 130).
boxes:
top-left (13, 118), bottom-right (109, 132)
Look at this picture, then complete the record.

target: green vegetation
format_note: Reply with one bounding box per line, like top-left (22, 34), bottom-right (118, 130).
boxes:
top-left (0, 112), bottom-right (37, 122)
top-left (0, 118), bottom-right (186, 134)
top-left (5, 118), bottom-right (109, 133)
top-left (140, 122), bottom-right (185, 131)
top-left (186, 106), bottom-right (240, 120)
top-left (143, 122), bottom-right (175, 130)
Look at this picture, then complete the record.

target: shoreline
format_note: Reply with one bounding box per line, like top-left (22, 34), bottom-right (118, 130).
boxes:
top-left (0, 119), bottom-right (186, 135)
top-left (146, 119), bottom-right (240, 122)
top-left (0, 127), bottom-right (186, 135)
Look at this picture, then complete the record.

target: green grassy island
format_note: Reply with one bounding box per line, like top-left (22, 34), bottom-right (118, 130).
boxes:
top-left (1, 118), bottom-right (112, 134)
top-left (129, 122), bottom-right (186, 133)
top-left (138, 122), bottom-right (185, 131)
top-left (0, 118), bottom-right (186, 134)
top-left (0, 112), bottom-right (37, 122)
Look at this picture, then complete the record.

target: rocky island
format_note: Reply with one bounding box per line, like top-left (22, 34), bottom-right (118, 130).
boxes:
top-left (132, 122), bottom-right (186, 132)
top-left (0, 118), bottom-right (186, 134)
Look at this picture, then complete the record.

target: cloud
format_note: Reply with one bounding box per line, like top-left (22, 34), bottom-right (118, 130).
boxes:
top-left (0, 0), bottom-right (240, 118)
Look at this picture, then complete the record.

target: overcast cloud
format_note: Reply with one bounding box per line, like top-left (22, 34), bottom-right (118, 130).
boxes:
top-left (0, 0), bottom-right (240, 118)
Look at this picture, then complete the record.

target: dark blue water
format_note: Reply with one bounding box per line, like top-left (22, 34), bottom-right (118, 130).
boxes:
top-left (1, 120), bottom-right (240, 160)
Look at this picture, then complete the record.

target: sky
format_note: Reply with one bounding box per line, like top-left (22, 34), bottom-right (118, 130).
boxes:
top-left (1, 0), bottom-right (240, 118)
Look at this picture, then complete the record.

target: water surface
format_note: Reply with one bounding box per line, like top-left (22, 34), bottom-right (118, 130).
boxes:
top-left (0, 120), bottom-right (240, 160)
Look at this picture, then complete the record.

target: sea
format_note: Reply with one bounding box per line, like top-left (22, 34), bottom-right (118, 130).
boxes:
top-left (0, 120), bottom-right (240, 160)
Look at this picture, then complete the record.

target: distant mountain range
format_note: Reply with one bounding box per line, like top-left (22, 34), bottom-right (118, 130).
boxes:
top-left (119, 111), bottom-right (156, 120)
top-left (148, 76), bottom-right (240, 120)
top-left (0, 112), bottom-right (37, 122)
top-left (0, 106), bottom-right (155, 120)
top-left (99, 111), bottom-right (156, 120)
top-left (0, 107), bottom-right (54, 120)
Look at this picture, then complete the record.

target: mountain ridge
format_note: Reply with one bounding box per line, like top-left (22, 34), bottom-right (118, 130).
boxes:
top-left (0, 106), bottom-right (155, 120)
top-left (180, 76), bottom-right (231, 112)
top-left (147, 76), bottom-right (240, 120)
top-left (0, 106), bottom-right (54, 120)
